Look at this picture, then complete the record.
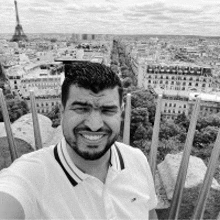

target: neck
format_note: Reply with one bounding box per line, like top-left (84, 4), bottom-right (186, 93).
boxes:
top-left (66, 145), bottom-right (111, 183)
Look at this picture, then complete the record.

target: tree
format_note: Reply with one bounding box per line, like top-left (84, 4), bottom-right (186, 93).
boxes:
top-left (121, 88), bottom-right (156, 149)
top-left (46, 104), bottom-right (61, 127)
top-left (159, 120), bottom-right (185, 141)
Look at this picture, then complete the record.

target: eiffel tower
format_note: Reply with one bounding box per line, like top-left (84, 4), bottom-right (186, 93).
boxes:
top-left (11, 0), bottom-right (28, 42)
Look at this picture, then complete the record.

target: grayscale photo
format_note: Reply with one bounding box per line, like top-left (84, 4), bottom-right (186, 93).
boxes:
top-left (1, 0), bottom-right (220, 219)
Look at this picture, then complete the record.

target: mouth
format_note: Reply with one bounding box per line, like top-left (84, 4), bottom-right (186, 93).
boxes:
top-left (81, 134), bottom-right (104, 141)
top-left (77, 131), bottom-right (109, 143)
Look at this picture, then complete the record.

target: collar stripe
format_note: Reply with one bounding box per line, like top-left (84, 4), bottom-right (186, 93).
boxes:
top-left (54, 145), bottom-right (78, 187)
top-left (60, 143), bottom-right (83, 181)
top-left (115, 144), bottom-right (125, 170)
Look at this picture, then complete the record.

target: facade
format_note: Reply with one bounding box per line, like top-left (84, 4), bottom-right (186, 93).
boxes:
top-left (26, 96), bottom-right (60, 114)
top-left (7, 65), bottom-right (26, 91)
top-left (158, 90), bottom-right (220, 120)
top-left (138, 64), bottom-right (213, 92)
top-left (160, 90), bottom-right (189, 120)
top-left (20, 75), bottom-right (62, 98)
top-left (188, 93), bottom-right (220, 117)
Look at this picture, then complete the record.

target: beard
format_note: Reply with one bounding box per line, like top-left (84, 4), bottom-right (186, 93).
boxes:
top-left (65, 132), bottom-right (119, 161)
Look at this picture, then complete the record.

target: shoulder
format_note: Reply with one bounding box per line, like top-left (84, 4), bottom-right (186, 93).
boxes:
top-left (114, 141), bottom-right (149, 168)
top-left (0, 145), bottom-right (55, 189)
top-left (115, 141), bottom-right (146, 159)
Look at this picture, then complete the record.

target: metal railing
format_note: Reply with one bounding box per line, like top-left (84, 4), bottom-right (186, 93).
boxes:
top-left (1, 89), bottom-right (220, 219)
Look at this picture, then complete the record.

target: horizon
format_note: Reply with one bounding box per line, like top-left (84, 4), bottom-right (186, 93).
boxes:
top-left (1, 0), bottom-right (220, 37)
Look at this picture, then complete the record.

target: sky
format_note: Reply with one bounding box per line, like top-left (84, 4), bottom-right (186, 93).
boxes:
top-left (1, 0), bottom-right (220, 36)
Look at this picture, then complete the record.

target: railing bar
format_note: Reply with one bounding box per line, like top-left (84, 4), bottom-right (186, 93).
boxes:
top-left (123, 93), bottom-right (131, 145)
top-left (192, 127), bottom-right (220, 219)
top-left (168, 97), bottom-right (201, 220)
top-left (30, 90), bottom-right (43, 150)
top-left (149, 93), bottom-right (162, 179)
top-left (0, 89), bottom-right (18, 161)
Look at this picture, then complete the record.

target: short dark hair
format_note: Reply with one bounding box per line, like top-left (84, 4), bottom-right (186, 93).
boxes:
top-left (61, 62), bottom-right (123, 107)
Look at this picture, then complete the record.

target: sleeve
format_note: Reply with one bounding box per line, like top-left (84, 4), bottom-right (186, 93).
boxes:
top-left (0, 170), bottom-right (37, 218)
top-left (137, 149), bottom-right (158, 210)
top-left (0, 157), bottom-right (45, 219)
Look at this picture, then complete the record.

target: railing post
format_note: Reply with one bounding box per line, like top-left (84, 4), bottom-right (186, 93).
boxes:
top-left (0, 89), bottom-right (18, 161)
top-left (168, 97), bottom-right (201, 220)
top-left (149, 93), bottom-right (162, 179)
top-left (192, 127), bottom-right (220, 219)
top-left (123, 93), bottom-right (131, 145)
top-left (30, 90), bottom-right (42, 150)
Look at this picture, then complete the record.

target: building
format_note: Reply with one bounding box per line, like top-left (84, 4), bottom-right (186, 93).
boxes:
top-left (25, 95), bottom-right (60, 114)
top-left (188, 93), bottom-right (220, 117)
top-left (160, 90), bottom-right (189, 120)
top-left (138, 63), bottom-right (213, 92)
top-left (20, 74), bottom-right (62, 98)
top-left (157, 89), bottom-right (220, 120)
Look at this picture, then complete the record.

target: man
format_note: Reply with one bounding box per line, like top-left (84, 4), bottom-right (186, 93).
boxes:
top-left (0, 62), bottom-right (157, 219)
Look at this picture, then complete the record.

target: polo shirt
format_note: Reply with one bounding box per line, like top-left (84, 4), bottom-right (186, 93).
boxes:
top-left (0, 138), bottom-right (157, 219)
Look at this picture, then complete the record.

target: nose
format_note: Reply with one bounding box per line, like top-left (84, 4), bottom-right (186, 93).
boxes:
top-left (84, 110), bottom-right (104, 131)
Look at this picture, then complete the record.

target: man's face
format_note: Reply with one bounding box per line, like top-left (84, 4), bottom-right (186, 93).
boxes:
top-left (61, 85), bottom-right (122, 161)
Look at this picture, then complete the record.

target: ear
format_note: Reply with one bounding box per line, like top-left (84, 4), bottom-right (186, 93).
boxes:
top-left (121, 101), bottom-right (125, 112)
top-left (60, 104), bottom-right (65, 114)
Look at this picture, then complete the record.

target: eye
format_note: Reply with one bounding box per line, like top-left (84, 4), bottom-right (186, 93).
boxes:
top-left (101, 108), bottom-right (117, 115)
top-left (72, 107), bottom-right (90, 114)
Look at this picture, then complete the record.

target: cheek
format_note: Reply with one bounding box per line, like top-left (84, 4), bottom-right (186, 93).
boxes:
top-left (107, 116), bottom-right (121, 132)
top-left (62, 113), bottom-right (82, 131)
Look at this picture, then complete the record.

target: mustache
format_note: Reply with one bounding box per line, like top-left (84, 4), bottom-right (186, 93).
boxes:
top-left (74, 127), bottom-right (111, 133)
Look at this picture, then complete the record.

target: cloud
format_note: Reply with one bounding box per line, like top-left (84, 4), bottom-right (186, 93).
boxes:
top-left (128, 2), bottom-right (166, 13)
top-left (105, 0), bottom-right (116, 3)
top-left (42, 0), bottom-right (65, 2)
top-left (167, 6), bottom-right (202, 15)
top-left (65, 4), bottom-right (117, 14)
top-left (123, 12), bottom-right (149, 18)
top-left (28, 7), bottom-right (54, 15)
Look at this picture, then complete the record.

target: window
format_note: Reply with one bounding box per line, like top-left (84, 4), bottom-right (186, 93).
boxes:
top-left (169, 103), bottom-right (172, 107)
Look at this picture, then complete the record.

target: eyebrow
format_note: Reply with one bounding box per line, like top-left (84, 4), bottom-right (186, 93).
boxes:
top-left (70, 101), bottom-right (93, 108)
top-left (70, 101), bottom-right (119, 109)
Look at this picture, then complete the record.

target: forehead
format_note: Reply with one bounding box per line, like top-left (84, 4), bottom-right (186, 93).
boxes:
top-left (67, 85), bottom-right (120, 106)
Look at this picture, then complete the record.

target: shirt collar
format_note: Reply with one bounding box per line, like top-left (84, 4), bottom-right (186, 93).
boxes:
top-left (55, 138), bottom-right (125, 187)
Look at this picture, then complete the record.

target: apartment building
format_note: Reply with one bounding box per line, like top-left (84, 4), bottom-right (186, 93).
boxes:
top-left (138, 64), bottom-right (213, 92)
top-left (20, 74), bottom-right (62, 98)
top-left (25, 96), bottom-right (61, 114)
top-left (188, 93), bottom-right (220, 117)
top-left (159, 90), bottom-right (220, 120)
top-left (160, 90), bottom-right (189, 120)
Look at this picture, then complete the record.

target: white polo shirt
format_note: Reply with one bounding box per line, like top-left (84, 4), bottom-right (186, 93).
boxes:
top-left (0, 138), bottom-right (157, 219)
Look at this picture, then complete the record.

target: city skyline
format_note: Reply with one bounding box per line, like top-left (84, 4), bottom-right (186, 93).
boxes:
top-left (1, 0), bottom-right (220, 36)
